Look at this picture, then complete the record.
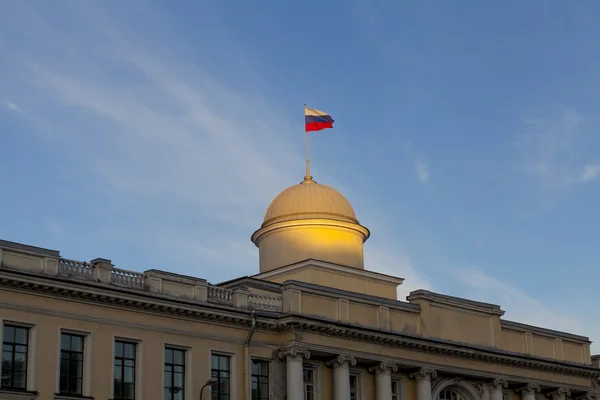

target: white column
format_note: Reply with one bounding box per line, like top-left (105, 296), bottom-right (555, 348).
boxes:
top-left (409, 368), bottom-right (437, 400)
top-left (549, 387), bottom-right (571, 400)
top-left (517, 383), bottom-right (541, 400)
top-left (326, 354), bottom-right (356, 400)
top-left (279, 347), bottom-right (311, 400)
top-left (489, 379), bottom-right (508, 400)
top-left (369, 362), bottom-right (397, 400)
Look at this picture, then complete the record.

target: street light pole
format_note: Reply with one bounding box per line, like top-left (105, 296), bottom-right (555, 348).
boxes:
top-left (200, 377), bottom-right (216, 400)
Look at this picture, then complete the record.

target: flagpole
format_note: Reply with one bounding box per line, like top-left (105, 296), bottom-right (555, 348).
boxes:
top-left (304, 104), bottom-right (311, 181)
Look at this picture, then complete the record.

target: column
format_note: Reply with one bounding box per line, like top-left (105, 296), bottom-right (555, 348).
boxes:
top-left (549, 387), bottom-right (571, 400)
top-left (409, 368), bottom-right (437, 400)
top-left (278, 347), bottom-right (311, 400)
top-left (368, 362), bottom-right (398, 400)
top-left (489, 379), bottom-right (508, 400)
top-left (517, 383), bottom-right (541, 400)
top-left (326, 354), bottom-right (356, 400)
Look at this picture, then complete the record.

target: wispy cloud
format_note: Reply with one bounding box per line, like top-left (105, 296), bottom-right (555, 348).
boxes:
top-left (581, 163), bottom-right (600, 182)
top-left (514, 110), bottom-right (598, 193)
top-left (4, 101), bottom-right (23, 114)
top-left (415, 158), bottom-right (430, 185)
top-left (452, 268), bottom-right (595, 347)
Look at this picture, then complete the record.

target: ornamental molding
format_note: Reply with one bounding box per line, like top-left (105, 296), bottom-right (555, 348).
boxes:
top-left (277, 320), bottom-right (600, 379)
top-left (489, 378), bottom-right (509, 390)
top-left (2, 272), bottom-right (600, 380)
top-left (368, 361), bottom-right (398, 374)
top-left (517, 383), bottom-right (542, 394)
top-left (326, 354), bottom-right (357, 367)
top-left (575, 392), bottom-right (597, 400)
top-left (409, 367), bottom-right (438, 381)
top-left (431, 377), bottom-right (483, 400)
top-left (547, 387), bottom-right (572, 398)
top-left (278, 347), bottom-right (311, 361)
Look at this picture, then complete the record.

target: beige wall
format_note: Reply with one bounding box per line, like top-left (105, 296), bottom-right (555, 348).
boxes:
top-left (266, 266), bottom-right (399, 300)
top-left (0, 290), bottom-right (278, 400)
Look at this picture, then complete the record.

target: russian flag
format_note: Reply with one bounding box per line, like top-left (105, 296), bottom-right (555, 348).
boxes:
top-left (305, 106), bottom-right (334, 132)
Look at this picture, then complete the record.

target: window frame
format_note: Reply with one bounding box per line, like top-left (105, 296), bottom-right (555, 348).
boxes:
top-left (391, 375), bottom-right (405, 400)
top-left (250, 358), bottom-right (270, 400)
top-left (56, 328), bottom-right (92, 397)
top-left (302, 362), bottom-right (321, 400)
top-left (113, 339), bottom-right (138, 400)
top-left (210, 352), bottom-right (232, 400)
top-left (58, 332), bottom-right (85, 396)
top-left (349, 368), bottom-right (365, 400)
top-left (1, 322), bottom-right (33, 391)
top-left (164, 346), bottom-right (187, 400)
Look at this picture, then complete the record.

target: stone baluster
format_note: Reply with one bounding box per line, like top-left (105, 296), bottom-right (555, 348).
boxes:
top-left (489, 379), bottom-right (508, 400)
top-left (409, 368), bottom-right (437, 400)
top-left (278, 347), bottom-right (311, 400)
top-left (326, 354), bottom-right (357, 400)
top-left (548, 387), bottom-right (571, 400)
top-left (369, 362), bottom-right (398, 400)
top-left (517, 383), bottom-right (541, 400)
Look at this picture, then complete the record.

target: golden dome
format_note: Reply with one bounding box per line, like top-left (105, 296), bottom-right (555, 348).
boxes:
top-left (261, 177), bottom-right (359, 227)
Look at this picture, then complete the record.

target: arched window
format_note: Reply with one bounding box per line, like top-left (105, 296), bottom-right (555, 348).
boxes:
top-left (439, 388), bottom-right (468, 400)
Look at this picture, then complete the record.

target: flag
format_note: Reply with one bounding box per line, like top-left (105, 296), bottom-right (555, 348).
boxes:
top-left (305, 106), bottom-right (334, 132)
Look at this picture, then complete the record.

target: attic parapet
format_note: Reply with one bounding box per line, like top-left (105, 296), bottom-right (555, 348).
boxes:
top-left (407, 289), bottom-right (505, 316)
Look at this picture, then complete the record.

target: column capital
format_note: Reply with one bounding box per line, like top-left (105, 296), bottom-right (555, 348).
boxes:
top-left (409, 367), bottom-right (437, 381)
top-left (517, 383), bottom-right (541, 394)
top-left (368, 361), bottom-right (398, 374)
top-left (326, 354), bottom-right (357, 367)
top-left (575, 392), bottom-right (596, 400)
top-left (489, 379), bottom-right (508, 390)
top-left (547, 387), bottom-right (571, 398)
top-left (278, 346), bottom-right (311, 361)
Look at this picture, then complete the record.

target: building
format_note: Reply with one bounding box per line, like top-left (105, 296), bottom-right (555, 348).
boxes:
top-left (0, 172), bottom-right (599, 400)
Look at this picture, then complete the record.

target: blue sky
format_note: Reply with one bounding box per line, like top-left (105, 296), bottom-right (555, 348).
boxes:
top-left (2, 1), bottom-right (600, 349)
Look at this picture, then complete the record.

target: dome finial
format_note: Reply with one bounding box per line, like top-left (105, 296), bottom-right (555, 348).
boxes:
top-left (304, 104), bottom-right (313, 183)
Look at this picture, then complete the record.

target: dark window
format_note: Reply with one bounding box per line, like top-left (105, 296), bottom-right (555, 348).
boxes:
top-left (303, 367), bottom-right (314, 400)
top-left (114, 341), bottom-right (136, 400)
top-left (251, 359), bottom-right (269, 400)
top-left (211, 354), bottom-right (230, 400)
top-left (59, 333), bottom-right (84, 395)
top-left (164, 347), bottom-right (185, 400)
top-left (1, 325), bottom-right (29, 390)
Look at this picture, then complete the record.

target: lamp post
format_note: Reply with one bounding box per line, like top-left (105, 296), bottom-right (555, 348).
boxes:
top-left (200, 377), bottom-right (217, 400)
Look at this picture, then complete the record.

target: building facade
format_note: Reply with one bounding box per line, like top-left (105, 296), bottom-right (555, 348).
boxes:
top-left (0, 173), bottom-right (599, 400)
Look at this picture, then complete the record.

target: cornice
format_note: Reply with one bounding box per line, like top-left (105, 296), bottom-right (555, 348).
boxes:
top-left (277, 318), bottom-right (600, 379)
top-left (0, 271), bottom-right (279, 332)
top-left (1, 270), bottom-right (599, 380)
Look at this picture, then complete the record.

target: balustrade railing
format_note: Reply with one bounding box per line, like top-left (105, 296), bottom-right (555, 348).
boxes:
top-left (207, 286), bottom-right (233, 305)
top-left (111, 268), bottom-right (145, 289)
top-left (58, 258), bottom-right (92, 279)
top-left (248, 294), bottom-right (282, 312)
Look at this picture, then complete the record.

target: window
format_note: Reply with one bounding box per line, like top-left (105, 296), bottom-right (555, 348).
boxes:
top-left (114, 341), bottom-right (136, 400)
top-left (211, 354), bottom-right (231, 400)
top-left (164, 347), bottom-right (185, 400)
top-left (59, 333), bottom-right (84, 395)
top-left (439, 389), bottom-right (466, 400)
top-left (251, 359), bottom-right (269, 400)
top-left (349, 374), bottom-right (360, 400)
top-left (1, 325), bottom-right (29, 390)
top-left (391, 378), bottom-right (403, 400)
top-left (303, 366), bottom-right (315, 400)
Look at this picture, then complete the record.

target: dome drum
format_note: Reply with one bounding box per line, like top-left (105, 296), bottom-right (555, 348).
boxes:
top-left (253, 177), bottom-right (370, 273)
